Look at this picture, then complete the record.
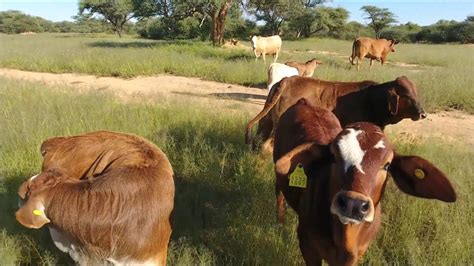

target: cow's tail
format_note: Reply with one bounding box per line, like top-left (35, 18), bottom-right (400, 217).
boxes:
top-left (245, 82), bottom-right (285, 145)
top-left (349, 40), bottom-right (357, 65)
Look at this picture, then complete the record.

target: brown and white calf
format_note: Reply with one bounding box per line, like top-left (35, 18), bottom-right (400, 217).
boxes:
top-left (273, 99), bottom-right (456, 265)
top-left (16, 131), bottom-right (175, 265)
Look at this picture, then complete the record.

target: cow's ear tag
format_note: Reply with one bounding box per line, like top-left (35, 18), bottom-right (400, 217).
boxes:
top-left (414, 169), bottom-right (425, 179)
top-left (33, 209), bottom-right (43, 216)
top-left (289, 167), bottom-right (307, 188)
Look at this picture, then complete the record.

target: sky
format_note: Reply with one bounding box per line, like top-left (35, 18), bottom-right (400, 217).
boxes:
top-left (0, 0), bottom-right (472, 26)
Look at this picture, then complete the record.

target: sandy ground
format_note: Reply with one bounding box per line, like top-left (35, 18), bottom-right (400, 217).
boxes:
top-left (1, 68), bottom-right (472, 147)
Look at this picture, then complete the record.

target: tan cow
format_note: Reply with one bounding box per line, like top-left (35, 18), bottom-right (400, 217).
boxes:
top-left (285, 58), bottom-right (323, 77)
top-left (349, 37), bottom-right (399, 70)
top-left (251, 35), bottom-right (282, 62)
top-left (16, 131), bottom-right (175, 265)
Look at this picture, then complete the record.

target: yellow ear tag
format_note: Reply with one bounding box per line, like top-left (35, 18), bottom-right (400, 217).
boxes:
top-left (414, 169), bottom-right (425, 179)
top-left (289, 167), bottom-right (307, 188)
top-left (33, 209), bottom-right (43, 216)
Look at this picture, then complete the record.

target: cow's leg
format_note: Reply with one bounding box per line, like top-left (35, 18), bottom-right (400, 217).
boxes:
top-left (275, 174), bottom-right (287, 224)
top-left (356, 57), bottom-right (361, 71)
top-left (274, 51), bottom-right (279, 63)
top-left (381, 57), bottom-right (385, 66)
top-left (263, 53), bottom-right (266, 63)
top-left (369, 59), bottom-right (373, 69)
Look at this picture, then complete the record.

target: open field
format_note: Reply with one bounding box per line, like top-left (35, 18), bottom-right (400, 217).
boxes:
top-left (0, 33), bottom-right (473, 113)
top-left (0, 33), bottom-right (473, 265)
top-left (1, 77), bottom-right (473, 265)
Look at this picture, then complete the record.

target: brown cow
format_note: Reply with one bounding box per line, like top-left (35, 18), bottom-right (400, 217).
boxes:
top-left (349, 37), bottom-right (399, 71)
top-left (16, 131), bottom-right (175, 265)
top-left (273, 100), bottom-right (456, 265)
top-left (245, 76), bottom-right (426, 153)
top-left (285, 58), bottom-right (323, 77)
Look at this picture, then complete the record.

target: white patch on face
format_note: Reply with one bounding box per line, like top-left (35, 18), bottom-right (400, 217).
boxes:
top-left (337, 128), bottom-right (366, 174)
top-left (30, 174), bottom-right (39, 181)
top-left (374, 140), bottom-right (385, 149)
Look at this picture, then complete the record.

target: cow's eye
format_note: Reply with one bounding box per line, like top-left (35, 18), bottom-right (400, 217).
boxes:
top-left (382, 162), bottom-right (390, 171)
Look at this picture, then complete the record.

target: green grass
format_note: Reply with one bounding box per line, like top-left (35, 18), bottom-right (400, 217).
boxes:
top-left (0, 78), bottom-right (472, 264)
top-left (0, 33), bottom-right (473, 112)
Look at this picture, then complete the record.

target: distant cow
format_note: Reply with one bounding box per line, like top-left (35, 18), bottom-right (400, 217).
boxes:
top-left (349, 37), bottom-right (399, 70)
top-left (16, 131), bottom-right (175, 265)
top-left (267, 63), bottom-right (299, 91)
top-left (245, 76), bottom-right (426, 153)
top-left (285, 58), bottom-right (323, 77)
top-left (251, 35), bottom-right (282, 62)
top-left (273, 99), bottom-right (456, 264)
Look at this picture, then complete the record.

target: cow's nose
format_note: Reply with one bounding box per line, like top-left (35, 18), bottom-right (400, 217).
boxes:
top-left (336, 194), bottom-right (370, 221)
top-left (420, 112), bottom-right (427, 119)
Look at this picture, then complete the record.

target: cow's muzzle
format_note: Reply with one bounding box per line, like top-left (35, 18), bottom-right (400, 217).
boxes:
top-left (413, 103), bottom-right (427, 120)
top-left (330, 191), bottom-right (374, 225)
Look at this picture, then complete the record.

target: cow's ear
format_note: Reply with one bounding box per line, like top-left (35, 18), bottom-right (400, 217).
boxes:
top-left (388, 89), bottom-right (399, 115)
top-left (18, 180), bottom-right (30, 200)
top-left (16, 198), bottom-right (50, 229)
top-left (275, 142), bottom-right (329, 176)
top-left (316, 60), bottom-right (323, 65)
top-left (389, 154), bottom-right (456, 202)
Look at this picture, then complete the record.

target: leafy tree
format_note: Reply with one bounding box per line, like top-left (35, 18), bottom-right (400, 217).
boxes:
top-left (0, 10), bottom-right (56, 34)
top-left (361, 5), bottom-right (397, 39)
top-left (133, 0), bottom-right (234, 46)
top-left (79, 0), bottom-right (136, 37)
top-left (287, 6), bottom-right (347, 38)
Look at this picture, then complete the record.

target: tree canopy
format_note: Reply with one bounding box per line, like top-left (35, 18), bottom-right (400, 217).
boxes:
top-left (361, 5), bottom-right (397, 39)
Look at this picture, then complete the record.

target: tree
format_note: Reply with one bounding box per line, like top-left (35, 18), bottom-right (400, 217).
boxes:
top-left (288, 6), bottom-right (347, 38)
top-left (79, 0), bottom-right (136, 38)
top-left (133, 0), bottom-right (234, 46)
top-left (361, 5), bottom-right (397, 39)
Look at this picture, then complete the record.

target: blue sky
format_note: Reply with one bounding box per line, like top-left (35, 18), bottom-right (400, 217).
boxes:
top-left (0, 0), bottom-right (472, 26)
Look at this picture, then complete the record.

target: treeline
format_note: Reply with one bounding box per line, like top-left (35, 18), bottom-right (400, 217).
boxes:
top-left (1, 4), bottom-right (472, 45)
top-left (0, 10), bottom-right (134, 34)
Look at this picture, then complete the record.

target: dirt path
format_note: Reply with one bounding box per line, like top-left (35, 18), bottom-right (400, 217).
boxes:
top-left (1, 68), bottom-right (473, 147)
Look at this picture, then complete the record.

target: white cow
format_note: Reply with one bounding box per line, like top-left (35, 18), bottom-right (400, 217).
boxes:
top-left (251, 35), bottom-right (282, 63)
top-left (267, 63), bottom-right (299, 91)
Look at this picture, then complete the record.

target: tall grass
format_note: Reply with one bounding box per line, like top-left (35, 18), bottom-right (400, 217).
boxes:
top-left (0, 78), bottom-right (472, 264)
top-left (0, 34), bottom-right (473, 112)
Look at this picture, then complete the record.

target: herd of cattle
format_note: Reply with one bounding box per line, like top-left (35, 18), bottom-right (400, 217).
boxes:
top-left (15, 35), bottom-right (457, 265)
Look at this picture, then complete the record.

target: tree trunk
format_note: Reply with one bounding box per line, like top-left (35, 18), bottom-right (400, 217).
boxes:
top-left (211, 0), bottom-right (232, 46)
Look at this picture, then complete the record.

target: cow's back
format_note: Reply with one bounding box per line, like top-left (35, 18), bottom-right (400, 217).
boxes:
top-left (256, 35), bottom-right (282, 54)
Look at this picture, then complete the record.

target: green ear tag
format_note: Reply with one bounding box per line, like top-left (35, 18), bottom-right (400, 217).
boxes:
top-left (289, 167), bottom-right (307, 188)
top-left (414, 169), bottom-right (425, 179)
top-left (33, 209), bottom-right (43, 216)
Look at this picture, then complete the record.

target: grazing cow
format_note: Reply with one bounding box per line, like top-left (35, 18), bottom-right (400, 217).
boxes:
top-left (349, 37), bottom-right (399, 71)
top-left (285, 58), bottom-right (323, 77)
top-left (16, 131), bottom-right (175, 265)
top-left (251, 35), bottom-right (282, 62)
top-left (273, 100), bottom-right (456, 265)
top-left (245, 76), bottom-right (426, 153)
top-left (267, 63), bottom-right (299, 91)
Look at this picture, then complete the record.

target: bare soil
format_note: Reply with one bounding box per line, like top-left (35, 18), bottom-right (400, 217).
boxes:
top-left (1, 68), bottom-right (472, 147)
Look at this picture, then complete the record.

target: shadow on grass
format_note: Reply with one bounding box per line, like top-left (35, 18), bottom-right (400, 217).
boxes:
top-left (171, 91), bottom-right (266, 105)
top-left (87, 40), bottom-right (197, 49)
top-left (209, 92), bottom-right (267, 101)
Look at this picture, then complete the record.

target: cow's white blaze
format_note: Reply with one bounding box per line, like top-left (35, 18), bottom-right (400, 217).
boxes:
top-left (337, 128), bottom-right (366, 174)
top-left (30, 174), bottom-right (39, 181)
top-left (374, 140), bottom-right (385, 149)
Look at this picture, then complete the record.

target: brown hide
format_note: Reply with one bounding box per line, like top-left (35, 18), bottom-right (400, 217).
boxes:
top-left (285, 58), bottom-right (323, 77)
top-left (16, 131), bottom-right (174, 264)
top-left (245, 75), bottom-right (425, 151)
top-left (350, 37), bottom-right (399, 70)
top-left (273, 100), bottom-right (341, 219)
